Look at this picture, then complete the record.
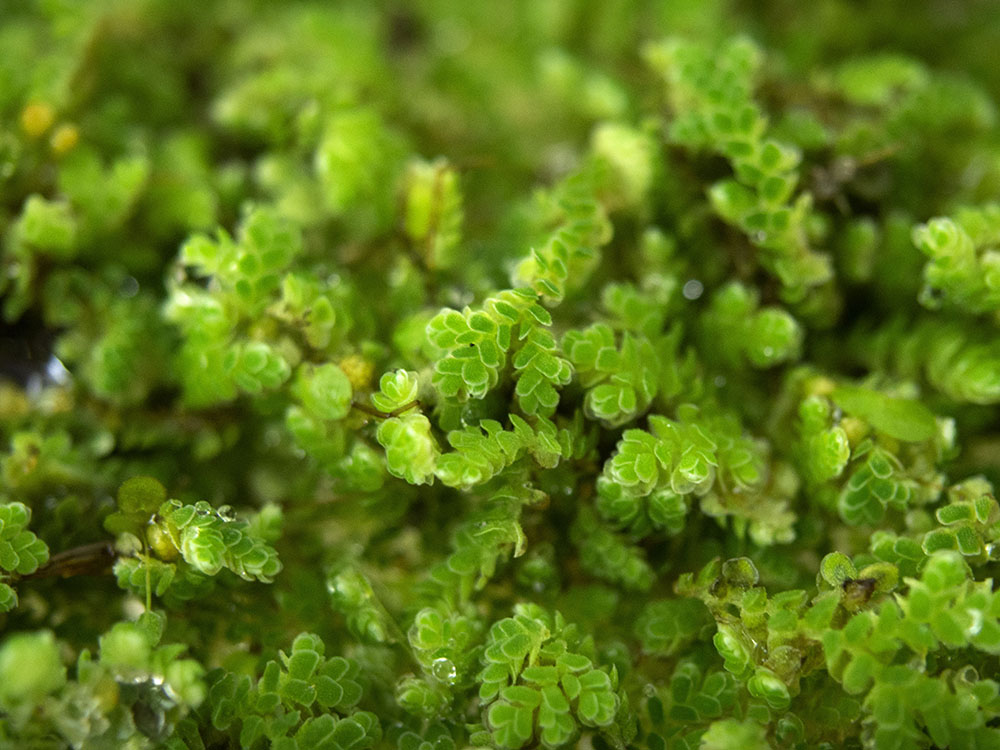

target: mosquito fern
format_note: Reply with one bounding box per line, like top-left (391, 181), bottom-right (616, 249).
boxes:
top-left (3, 2), bottom-right (1000, 749)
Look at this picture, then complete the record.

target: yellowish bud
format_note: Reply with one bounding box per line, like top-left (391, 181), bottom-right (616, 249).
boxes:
top-left (840, 416), bottom-right (869, 446)
top-left (147, 523), bottom-right (179, 561)
top-left (339, 353), bottom-right (374, 391)
top-left (0, 384), bottom-right (30, 420)
top-left (805, 375), bottom-right (836, 397)
top-left (50, 124), bottom-right (79, 156)
top-left (20, 102), bottom-right (55, 138)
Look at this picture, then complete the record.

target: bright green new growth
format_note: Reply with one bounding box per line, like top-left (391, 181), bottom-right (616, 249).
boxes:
top-left (155, 499), bottom-right (282, 582)
top-left (104, 477), bottom-right (282, 609)
top-left (373, 370), bottom-right (438, 485)
top-left (701, 283), bottom-right (802, 370)
top-left (4, 2), bottom-right (1000, 749)
top-left (0, 502), bottom-right (49, 612)
top-left (913, 205), bottom-right (1000, 315)
top-left (476, 605), bottom-right (621, 748)
top-left (206, 632), bottom-right (378, 749)
top-left (645, 37), bottom-right (832, 302)
top-left (426, 288), bottom-right (572, 416)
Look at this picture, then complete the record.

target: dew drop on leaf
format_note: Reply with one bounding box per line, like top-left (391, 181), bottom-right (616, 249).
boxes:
top-left (431, 657), bottom-right (457, 683)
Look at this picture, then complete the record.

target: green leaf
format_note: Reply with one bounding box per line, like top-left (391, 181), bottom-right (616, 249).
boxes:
top-left (156, 499), bottom-right (281, 582)
top-left (747, 667), bottom-right (790, 709)
top-left (820, 552), bottom-right (857, 587)
top-left (635, 598), bottom-right (712, 656)
top-left (832, 386), bottom-right (937, 442)
top-left (105, 476), bottom-right (169, 537)
top-left (372, 370), bottom-right (420, 414)
top-left (0, 631), bottom-right (67, 708)
top-left (295, 363), bottom-right (353, 421)
top-left (700, 718), bottom-right (770, 750)
top-left (576, 669), bottom-right (618, 726)
top-left (17, 195), bottom-right (77, 257)
top-left (488, 700), bottom-right (536, 749)
top-left (376, 413), bottom-right (439, 485)
top-left (537, 683), bottom-right (575, 747)
top-left (570, 507), bottom-right (655, 591)
top-left (99, 620), bottom-right (156, 672)
top-left (0, 583), bottom-right (17, 612)
top-left (403, 158), bottom-right (463, 270)
top-left (713, 625), bottom-right (753, 679)
top-left (0, 502), bottom-right (49, 576)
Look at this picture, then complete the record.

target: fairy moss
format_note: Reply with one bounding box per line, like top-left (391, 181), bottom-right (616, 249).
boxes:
top-left (2, 1), bottom-right (1000, 748)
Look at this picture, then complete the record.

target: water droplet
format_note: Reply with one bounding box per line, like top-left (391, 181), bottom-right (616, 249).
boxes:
top-left (762, 346), bottom-right (775, 358)
top-left (643, 683), bottom-right (657, 697)
top-left (958, 665), bottom-right (979, 684)
top-left (682, 279), bottom-right (704, 300)
top-left (431, 657), bottom-right (457, 683)
top-left (713, 375), bottom-right (727, 387)
top-left (121, 276), bottom-right (140, 298)
top-left (45, 355), bottom-right (71, 386)
top-left (967, 608), bottom-right (984, 636)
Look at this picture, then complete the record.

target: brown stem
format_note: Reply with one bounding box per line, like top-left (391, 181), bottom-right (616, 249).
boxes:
top-left (351, 400), bottom-right (421, 419)
top-left (17, 541), bottom-right (117, 581)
